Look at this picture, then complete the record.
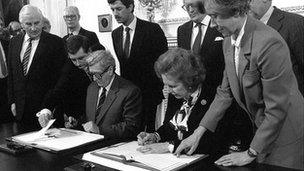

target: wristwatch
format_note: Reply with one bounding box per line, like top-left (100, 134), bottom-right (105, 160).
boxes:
top-left (247, 148), bottom-right (258, 158)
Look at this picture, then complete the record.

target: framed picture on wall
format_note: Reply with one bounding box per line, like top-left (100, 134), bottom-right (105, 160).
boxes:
top-left (98, 14), bottom-right (112, 32)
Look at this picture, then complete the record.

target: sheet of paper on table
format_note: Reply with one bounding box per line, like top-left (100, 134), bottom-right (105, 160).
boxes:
top-left (82, 141), bottom-right (207, 171)
top-left (11, 127), bottom-right (104, 152)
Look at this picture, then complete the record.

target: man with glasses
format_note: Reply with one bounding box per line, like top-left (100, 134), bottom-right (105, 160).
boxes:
top-left (82, 50), bottom-right (142, 140)
top-left (37, 35), bottom-right (103, 128)
top-left (63, 6), bottom-right (104, 49)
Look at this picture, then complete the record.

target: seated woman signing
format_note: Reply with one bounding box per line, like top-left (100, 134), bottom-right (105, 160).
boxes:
top-left (137, 48), bottom-right (219, 157)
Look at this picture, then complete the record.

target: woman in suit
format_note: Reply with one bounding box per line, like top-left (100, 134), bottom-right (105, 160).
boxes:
top-left (137, 48), bottom-right (222, 158)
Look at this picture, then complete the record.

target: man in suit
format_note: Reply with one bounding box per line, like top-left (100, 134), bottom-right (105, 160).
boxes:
top-left (7, 5), bottom-right (66, 131)
top-left (83, 50), bottom-right (142, 140)
top-left (37, 35), bottom-right (104, 128)
top-left (108, 0), bottom-right (168, 131)
top-left (175, 0), bottom-right (304, 169)
top-left (249, 0), bottom-right (304, 96)
top-left (62, 6), bottom-right (104, 49)
top-left (178, 0), bottom-right (224, 88)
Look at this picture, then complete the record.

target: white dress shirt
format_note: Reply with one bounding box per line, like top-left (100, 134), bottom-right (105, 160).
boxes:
top-left (191, 15), bottom-right (210, 48)
top-left (260, 6), bottom-right (274, 25)
top-left (231, 17), bottom-right (247, 76)
top-left (20, 34), bottom-right (40, 74)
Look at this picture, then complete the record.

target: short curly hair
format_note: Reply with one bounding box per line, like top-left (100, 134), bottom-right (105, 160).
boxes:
top-left (154, 48), bottom-right (206, 92)
top-left (205, 0), bottom-right (250, 18)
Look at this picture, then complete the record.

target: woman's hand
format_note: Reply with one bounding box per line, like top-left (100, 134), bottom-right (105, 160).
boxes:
top-left (137, 142), bottom-right (170, 154)
top-left (137, 132), bottom-right (158, 145)
top-left (174, 126), bottom-right (206, 156)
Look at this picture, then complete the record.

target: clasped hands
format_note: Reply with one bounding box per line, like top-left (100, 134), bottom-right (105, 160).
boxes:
top-left (37, 109), bottom-right (78, 128)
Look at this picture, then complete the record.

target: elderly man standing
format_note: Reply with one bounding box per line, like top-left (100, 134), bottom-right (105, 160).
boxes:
top-left (174, 0), bottom-right (304, 170)
top-left (83, 50), bottom-right (142, 140)
top-left (7, 5), bottom-right (66, 131)
top-left (63, 6), bottom-right (104, 49)
top-left (249, 0), bottom-right (304, 96)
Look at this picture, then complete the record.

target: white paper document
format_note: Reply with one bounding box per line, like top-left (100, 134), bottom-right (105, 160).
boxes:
top-left (82, 141), bottom-right (207, 171)
top-left (11, 128), bottom-right (104, 152)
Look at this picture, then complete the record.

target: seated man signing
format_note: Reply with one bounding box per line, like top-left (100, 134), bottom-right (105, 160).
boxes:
top-left (83, 50), bottom-right (142, 140)
top-left (137, 48), bottom-right (219, 157)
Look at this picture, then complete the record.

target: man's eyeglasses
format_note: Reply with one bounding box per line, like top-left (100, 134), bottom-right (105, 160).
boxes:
top-left (182, 3), bottom-right (199, 11)
top-left (63, 15), bottom-right (77, 20)
top-left (91, 66), bottom-right (111, 79)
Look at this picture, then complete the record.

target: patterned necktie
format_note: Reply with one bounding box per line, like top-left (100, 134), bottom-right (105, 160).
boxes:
top-left (95, 87), bottom-right (107, 119)
top-left (192, 23), bottom-right (203, 55)
top-left (123, 27), bottom-right (131, 58)
top-left (22, 38), bottom-right (32, 75)
top-left (0, 42), bottom-right (7, 78)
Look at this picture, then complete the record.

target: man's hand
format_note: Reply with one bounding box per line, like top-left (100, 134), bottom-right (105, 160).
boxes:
top-left (137, 132), bottom-right (158, 146)
top-left (64, 114), bottom-right (78, 128)
top-left (11, 103), bottom-right (16, 116)
top-left (37, 109), bottom-right (53, 127)
top-left (215, 150), bottom-right (255, 166)
top-left (174, 126), bottom-right (206, 156)
top-left (82, 121), bottom-right (100, 134)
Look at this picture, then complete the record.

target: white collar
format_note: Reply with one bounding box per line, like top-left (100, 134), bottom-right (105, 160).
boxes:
top-left (69, 26), bottom-right (81, 35)
top-left (260, 6), bottom-right (274, 24)
top-left (231, 16), bottom-right (247, 48)
top-left (123, 17), bottom-right (137, 31)
top-left (192, 15), bottom-right (210, 28)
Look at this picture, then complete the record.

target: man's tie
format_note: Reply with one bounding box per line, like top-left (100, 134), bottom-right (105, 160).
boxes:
top-left (0, 42), bottom-right (7, 78)
top-left (192, 23), bottom-right (203, 55)
top-left (95, 87), bottom-right (107, 119)
top-left (123, 27), bottom-right (131, 58)
top-left (22, 38), bottom-right (32, 75)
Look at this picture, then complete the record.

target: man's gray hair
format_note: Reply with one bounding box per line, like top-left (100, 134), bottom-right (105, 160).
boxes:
top-left (19, 5), bottom-right (43, 23)
top-left (64, 6), bottom-right (80, 16)
top-left (87, 50), bottom-right (116, 70)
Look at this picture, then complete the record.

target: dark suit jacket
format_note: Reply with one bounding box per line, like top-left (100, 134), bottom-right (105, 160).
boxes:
top-left (267, 7), bottom-right (304, 95)
top-left (156, 83), bottom-right (218, 156)
top-left (63, 27), bottom-right (104, 50)
top-left (200, 16), bottom-right (304, 168)
top-left (41, 59), bottom-right (92, 119)
top-left (7, 31), bottom-right (67, 129)
top-left (112, 18), bottom-right (168, 105)
top-left (177, 20), bottom-right (225, 89)
top-left (86, 74), bottom-right (142, 140)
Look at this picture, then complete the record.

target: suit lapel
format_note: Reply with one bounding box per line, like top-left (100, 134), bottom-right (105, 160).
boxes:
top-left (26, 32), bottom-right (47, 77)
top-left (15, 34), bottom-right (26, 77)
top-left (96, 75), bottom-right (119, 125)
top-left (200, 24), bottom-right (214, 54)
top-left (88, 82), bottom-right (100, 121)
top-left (115, 26), bottom-right (124, 58)
top-left (267, 7), bottom-right (283, 32)
top-left (130, 18), bottom-right (144, 58)
top-left (184, 21), bottom-right (193, 50)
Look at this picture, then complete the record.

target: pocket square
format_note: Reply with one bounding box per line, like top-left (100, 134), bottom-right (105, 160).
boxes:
top-left (214, 37), bottom-right (224, 41)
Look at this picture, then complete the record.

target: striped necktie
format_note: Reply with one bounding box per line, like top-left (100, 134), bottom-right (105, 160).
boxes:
top-left (95, 87), bottom-right (107, 120)
top-left (22, 38), bottom-right (33, 75)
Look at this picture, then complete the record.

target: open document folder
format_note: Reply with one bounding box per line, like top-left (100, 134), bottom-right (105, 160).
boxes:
top-left (10, 123), bottom-right (104, 152)
top-left (82, 141), bottom-right (208, 171)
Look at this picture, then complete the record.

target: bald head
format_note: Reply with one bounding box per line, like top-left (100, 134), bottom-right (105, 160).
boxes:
top-left (19, 5), bottom-right (43, 39)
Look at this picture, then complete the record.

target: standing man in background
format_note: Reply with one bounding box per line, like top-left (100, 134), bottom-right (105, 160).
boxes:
top-left (7, 5), bottom-right (66, 131)
top-left (108, 0), bottom-right (168, 131)
top-left (63, 6), bottom-right (104, 49)
top-left (249, 0), bottom-right (304, 96)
